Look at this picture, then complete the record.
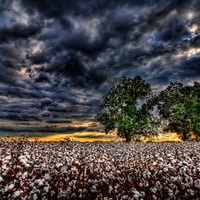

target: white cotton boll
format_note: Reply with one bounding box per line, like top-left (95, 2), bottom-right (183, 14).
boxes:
top-left (8, 183), bottom-right (15, 191)
top-left (0, 176), bottom-right (3, 182)
top-left (144, 181), bottom-right (149, 187)
top-left (171, 159), bottom-right (176, 164)
top-left (56, 163), bottom-right (63, 168)
top-left (168, 189), bottom-right (174, 198)
top-left (19, 155), bottom-right (26, 160)
top-left (29, 182), bottom-right (34, 188)
top-left (152, 194), bottom-right (157, 200)
top-left (147, 171), bottom-right (151, 178)
top-left (71, 166), bottom-right (77, 172)
top-left (189, 176), bottom-right (193, 184)
top-left (12, 190), bottom-right (22, 198)
top-left (83, 188), bottom-right (87, 193)
top-left (91, 185), bottom-right (97, 193)
top-left (19, 158), bottom-right (30, 168)
top-left (61, 166), bottom-right (67, 174)
top-left (16, 171), bottom-right (22, 177)
top-left (140, 191), bottom-right (145, 197)
top-left (194, 179), bottom-right (200, 189)
top-left (183, 161), bottom-right (189, 165)
top-left (74, 160), bottom-right (80, 165)
top-left (5, 183), bottom-right (14, 192)
top-left (94, 168), bottom-right (98, 173)
top-left (173, 176), bottom-right (178, 182)
top-left (71, 193), bottom-right (76, 198)
top-left (108, 185), bottom-right (113, 193)
top-left (4, 155), bottom-right (11, 161)
top-left (187, 189), bottom-right (195, 196)
top-left (158, 157), bottom-right (163, 161)
top-left (33, 193), bottom-right (38, 200)
top-left (133, 191), bottom-right (141, 200)
top-left (78, 189), bottom-right (83, 193)
top-left (25, 153), bottom-right (31, 160)
top-left (44, 173), bottom-right (51, 180)
top-left (22, 172), bottom-right (28, 179)
top-left (139, 182), bottom-right (143, 187)
top-left (2, 164), bottom-right (7, 170)
top-left (164, 167), bottom-right (168, 172)
top-left (121, 195), bottom-right (129, 199)
top-left (43, 186), bottom-right (49, 193)
top-left (35, 179), bottom-right (44, 186)
top-left (89, 163), bottom-right (94, 174)
top-left (150, 187), bottom-right (157, 194)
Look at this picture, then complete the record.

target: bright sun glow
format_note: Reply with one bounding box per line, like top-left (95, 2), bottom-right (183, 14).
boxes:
top-left (187, 48), bottom-right (200, 57)
top-left (189, 24), bottom-right (199, 33)
top-left (19, 67), bottom-right (27, 77)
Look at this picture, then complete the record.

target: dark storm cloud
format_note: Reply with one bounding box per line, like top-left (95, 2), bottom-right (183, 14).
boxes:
top-left (179, 57), bottom-right (200, 79)
top-left (34, 73), bottom-right (50, 83)
top-left (0, 84), bottom-right (44, 98)
top-left (0, 63), bottom-right (18, 85)
top-left (0, 125), bottom-right (87, 134)
top-left (1, 0), bottom-right (200, 135)
top-left (29, 51), bottom-right (49, 65)
top-left (0, 23), bottom-right (41, 43)
top-left (158, 20), bottom-right (189, 42)
top-left (46, 119), bottom-right (72, 124)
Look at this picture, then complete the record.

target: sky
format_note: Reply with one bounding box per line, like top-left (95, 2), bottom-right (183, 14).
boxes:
top-left (0, 0), bottom-right (200, 136)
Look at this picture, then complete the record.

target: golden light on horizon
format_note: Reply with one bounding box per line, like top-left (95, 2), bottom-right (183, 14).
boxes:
top-left (138, 132), bottom-right (182, 142)
top-left (25, 131), bottom-right (184, 142)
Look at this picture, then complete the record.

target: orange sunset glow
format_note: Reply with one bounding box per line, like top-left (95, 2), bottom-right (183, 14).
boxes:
top-left (10, 131), bottom-right (183, 143)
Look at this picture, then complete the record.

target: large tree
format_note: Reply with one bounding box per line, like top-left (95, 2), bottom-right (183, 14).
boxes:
top-left (149, 82), bottom-right (200, 141)
top-left (96, 76), bottom-right (152, 142)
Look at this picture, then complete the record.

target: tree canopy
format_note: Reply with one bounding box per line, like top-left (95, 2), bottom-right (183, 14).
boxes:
top-left (96, 76), bottom-right (152, 142)
top-left (148, 82), bottom-right (200, 141)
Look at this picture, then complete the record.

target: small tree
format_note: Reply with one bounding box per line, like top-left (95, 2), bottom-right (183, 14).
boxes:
top-left (96, 76), bottom-right (152, 142)
top-left (150, 82), bottom-right (200, 141)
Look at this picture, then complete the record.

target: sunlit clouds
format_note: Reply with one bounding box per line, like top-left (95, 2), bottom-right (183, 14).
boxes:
top-left (189, 24), bottom-right (199, 33)
top-left (187, 48), bottom-right (200, 57)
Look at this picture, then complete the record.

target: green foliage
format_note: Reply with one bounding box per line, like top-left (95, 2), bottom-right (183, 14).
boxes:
top-left (189, 102), bottom-right (200, 140)
top-left (96, 76), bottom-right (152, 142)
top-left (150, 82), bottom-right (200, 141)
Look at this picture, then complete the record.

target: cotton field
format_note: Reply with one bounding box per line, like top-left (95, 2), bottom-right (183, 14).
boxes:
top-left (0, 139), bottom-right (200, 200)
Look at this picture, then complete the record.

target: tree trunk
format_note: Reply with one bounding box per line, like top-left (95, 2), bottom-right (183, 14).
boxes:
top-left (182, 131), bottom-right (188, 141)
top-left (125, 130), bottom-right (131, 142)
